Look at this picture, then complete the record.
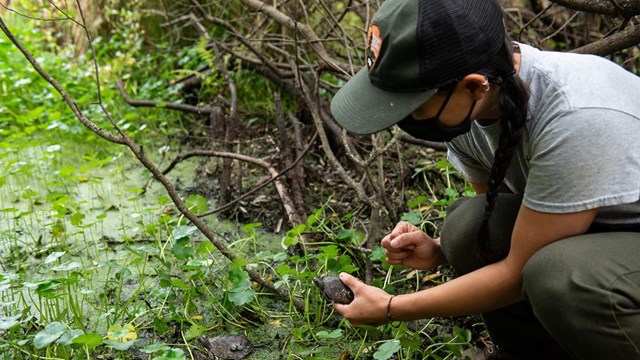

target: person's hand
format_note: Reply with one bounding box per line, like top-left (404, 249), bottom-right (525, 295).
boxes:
top-left (381, 221), bottom-right (444, 270)
top-left (332, 273), bottom-right (392, 326)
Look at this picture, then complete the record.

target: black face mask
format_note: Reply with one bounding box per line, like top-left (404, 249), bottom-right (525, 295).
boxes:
top-left (397, 88), bottom-right (476, 142)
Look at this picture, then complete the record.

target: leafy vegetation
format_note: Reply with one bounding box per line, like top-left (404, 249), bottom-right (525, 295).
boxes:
top-left (0, 4), bottom-right (477, 359)
top-left (2, 0), bottom-right (638, 359)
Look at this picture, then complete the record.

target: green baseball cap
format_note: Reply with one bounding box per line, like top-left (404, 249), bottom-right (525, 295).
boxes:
top-left (330, 0), bottom-right (505, 135)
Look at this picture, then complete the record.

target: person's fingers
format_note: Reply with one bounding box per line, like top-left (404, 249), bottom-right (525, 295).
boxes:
top-left (380, 234), bottom-right (393, 249)
top-left (333, 274), bottom-right (360, 324)
top-left (382, 233), bottom-right (417, 250)
top-left (332, 302), bottom-right (348, 315)
top-left (384, 249), bottom-right (411, 261)
top-left (386, 255), bottom-right (409, 265)
top-left (389, 231), bottom-right (424, 250)
top-left (338, 272), bottom-right (360, 291)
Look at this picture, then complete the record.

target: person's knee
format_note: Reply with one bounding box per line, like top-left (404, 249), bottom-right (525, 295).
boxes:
top-left (440, 196), bottom-right (486, 274)
top-left (523, 234), bottom-right (640, 359)
top-left (522, 243), bottom-right (571, 317)
top-left (522, 237), bottom-right (599, 328)
top-left (441, 194), bottom-right (521, 275)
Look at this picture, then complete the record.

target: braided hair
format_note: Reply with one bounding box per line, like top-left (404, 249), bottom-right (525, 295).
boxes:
top-left (475, 39), bottom-right (530, 262)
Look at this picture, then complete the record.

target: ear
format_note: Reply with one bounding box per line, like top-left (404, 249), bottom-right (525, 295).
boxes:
top-left (462, 74), bottom-right (490, 100)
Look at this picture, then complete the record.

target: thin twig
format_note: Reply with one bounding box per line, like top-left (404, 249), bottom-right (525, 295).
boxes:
top-left (197, 131), bottom-right (319, 217)
top-left (116, 80), bottom-right (217, 115)
top-left (0, 3), bottom-right (67, 21)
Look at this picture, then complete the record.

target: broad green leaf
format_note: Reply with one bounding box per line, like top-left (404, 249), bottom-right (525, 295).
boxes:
top-left (172, 225), bottom-right (198, 240)
top-left (242, 222), bottom-right (262, 232)
top-left (230, 257), bottom-right (247, 270)
top-left (44, 251), bottom-right (66, 264)
top-left (400, 210), bottom-right (422, 225)
top-left (71, 333), bottom-right (103, 349)
top-left (370, 246), bottom-right (386, 262)
top-left (184, 258), bottom-right (213, 268)
top-left (107, 323), bottom-right (137, 342)
top-left (319, 245), bottom-right (339, 260)
top-left (228, 287), bottom-right (255, 307)
top-left (373, 340), bottom-right (402, 360)
top-left (70, 212), bottom-right (85, 226)
top-left (36, 279), bottom-right (65, 298)
top-left (196, 241), bottom-right (214, 254)
top-left (183, 324), bottom-right (206, 341)
top-left (0, 314), bottom-right (21, 330)
top-left (273, 252), bottom-right (288, 262)
top-left (336, 230), bottom-right (354, 240)
top-left (170, 279), bottom-right (189, 289)
top-left (153, 317), bottom-right (170, 336)
top-left (286, 224), bottom-right (307, 237)
top-left (305, 208), bottom-right (323, 227)
top-left (276, 264), bottom-right (295, 276)
top-left (56, 329), bottom-right (84, 345)
top-left (104, 339), bottom-right (138, 351)
top-left (444, 187), bottom-right (459, 199)
top-left (153, 349), bottom-right (186, 360)
top-left (228, 268), bottom-right (250, 287)
top-left (171, 238), bottom-right (193, 260)
top-left (52, 262), bottom-right (82, 271)
top-left (141, 343), bottom-right (171, 353)
top-left (228, 268), bottom-right (255, 306)
top-left (315, 328), bottom-right (342, 339)
top-left (453, 326), bottom-right (472, 343)
top-left (185, 194), bottom-right (207, 213)
top-left (407, 195), bottom-right (428, 208)
top-left (33, 322), bottom-right (67, 349)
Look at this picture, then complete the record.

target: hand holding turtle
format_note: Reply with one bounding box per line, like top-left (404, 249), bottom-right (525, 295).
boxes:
top-left (332, 273), bottom-right (393, 326)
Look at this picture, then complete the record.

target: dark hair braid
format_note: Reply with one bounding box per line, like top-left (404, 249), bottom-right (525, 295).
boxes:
top-left (476, 40), bottom-right (530, 262)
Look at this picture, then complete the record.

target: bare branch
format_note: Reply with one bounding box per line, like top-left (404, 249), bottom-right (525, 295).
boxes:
top-left (116, 80), bottom-right (217, 115)
top-left (239, 0), bottom-right (350, 75)
top-left (549, 0), bottom-right (640, 16)
top-left (571, 22), bottom-right (640, 55)
top-left (163, 132), bottom-right (319, 218)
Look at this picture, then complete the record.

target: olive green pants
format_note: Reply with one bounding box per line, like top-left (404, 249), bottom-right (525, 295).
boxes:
top-left (440, 194), bottom-right (640, 360)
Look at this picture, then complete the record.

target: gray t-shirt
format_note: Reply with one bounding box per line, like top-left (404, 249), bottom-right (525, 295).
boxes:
top-left (447, 43), bottom-right (640, 226)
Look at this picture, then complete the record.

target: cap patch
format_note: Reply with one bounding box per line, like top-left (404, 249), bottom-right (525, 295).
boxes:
top-left (366, 24), bottom-right (382, 72)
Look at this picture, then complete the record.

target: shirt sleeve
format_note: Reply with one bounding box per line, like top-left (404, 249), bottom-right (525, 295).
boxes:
top-left (446, 140), bottom-right (490, 184)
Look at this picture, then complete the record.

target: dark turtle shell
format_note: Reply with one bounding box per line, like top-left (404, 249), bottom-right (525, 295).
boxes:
top-left (314, 276), bottom-right (354, 304)
top-left (198, 334), bottom-right (253, 360)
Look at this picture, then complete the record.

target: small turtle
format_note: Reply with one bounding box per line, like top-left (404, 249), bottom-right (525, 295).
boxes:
top-left (314, 276), bottom-right (354, 304)
top-left (198, 334), bottom-right (253, 360)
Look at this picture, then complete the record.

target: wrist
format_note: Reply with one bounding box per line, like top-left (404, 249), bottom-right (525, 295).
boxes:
top-left (432, 237), bottom-right (448, 266)
top-left (386, 295), bottom-right (395, 322)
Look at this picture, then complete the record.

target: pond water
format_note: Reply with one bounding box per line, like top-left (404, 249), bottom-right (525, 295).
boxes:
top-left (0, 137), bottom-right (312, 359)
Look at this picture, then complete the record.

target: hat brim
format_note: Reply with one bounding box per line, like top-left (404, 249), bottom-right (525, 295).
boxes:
top-left (330, 67), bottom-right (437, 135)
